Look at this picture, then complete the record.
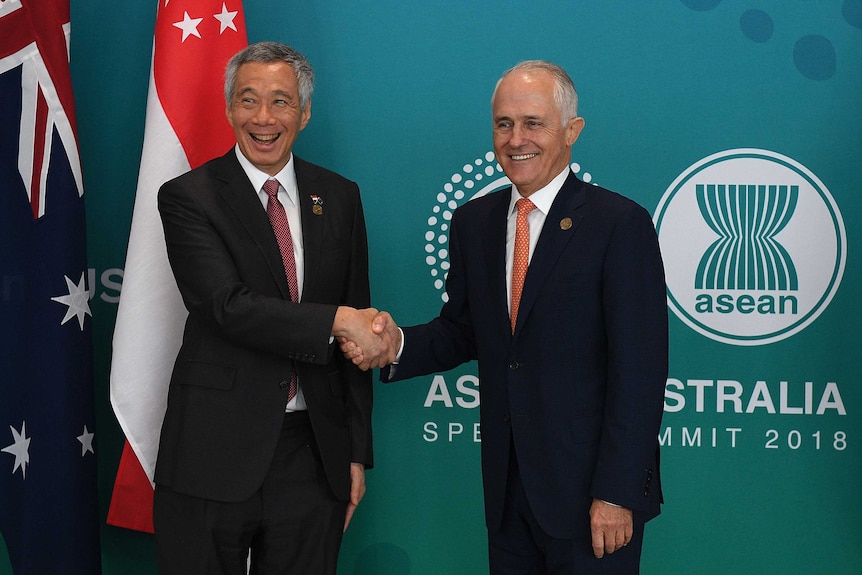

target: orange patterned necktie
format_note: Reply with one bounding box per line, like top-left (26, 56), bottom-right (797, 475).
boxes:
top-left (511, 197), bottom-right (536, 333)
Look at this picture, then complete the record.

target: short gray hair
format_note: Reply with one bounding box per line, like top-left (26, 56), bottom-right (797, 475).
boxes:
top-left (224, 41), bottom-right (314, 110)
top-left (493, 60), bottom-right (579, 125)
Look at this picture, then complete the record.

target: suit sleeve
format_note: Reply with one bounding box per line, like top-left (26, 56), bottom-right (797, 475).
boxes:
top-left (382, 209), bottom-right (478, 382)
top-left (158, 176), bottom-right (337, 364)
top-left (590, 203), bottom-right (668, 512)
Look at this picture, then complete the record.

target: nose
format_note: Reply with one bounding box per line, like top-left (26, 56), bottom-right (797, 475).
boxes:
top-left (253, 103), bottom-right (275, 124)
top-left (509, 123), bottom-right (527, 147)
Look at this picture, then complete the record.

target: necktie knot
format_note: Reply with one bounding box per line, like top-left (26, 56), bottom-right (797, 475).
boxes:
top-left (263, 178), bottom-right (280, 198)
top-left (517, 197), bottom-right (536, 217)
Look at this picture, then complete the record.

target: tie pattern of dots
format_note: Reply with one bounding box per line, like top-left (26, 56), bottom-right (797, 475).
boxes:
top-left (263, 178), bottom-right (298, 401)
top-left (263, 178), bottom-right (299, 302)
top-left (511, 197), bottom-right (536, 333)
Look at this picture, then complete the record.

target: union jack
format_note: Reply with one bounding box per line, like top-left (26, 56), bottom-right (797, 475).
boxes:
top-left (0, 0), bottom-right (82, 219)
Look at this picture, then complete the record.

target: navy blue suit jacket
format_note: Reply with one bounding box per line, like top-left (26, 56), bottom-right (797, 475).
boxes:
top-left (384, 171), bottom-right (667, 539)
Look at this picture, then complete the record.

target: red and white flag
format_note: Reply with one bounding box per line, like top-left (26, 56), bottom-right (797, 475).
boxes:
top-left (107, 0), bottom-right (247, 532)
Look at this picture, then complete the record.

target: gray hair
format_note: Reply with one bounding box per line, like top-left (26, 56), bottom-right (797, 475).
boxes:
top-left (224, 41), bottom-right (314, 110)
top-left (493, 60), bottom-right (579, 126)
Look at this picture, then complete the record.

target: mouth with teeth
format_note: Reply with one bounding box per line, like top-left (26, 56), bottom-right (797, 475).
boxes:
top-left (251, 133), bottom-right (280, 145)
top-left (510, 153), bottom-right (538, 161)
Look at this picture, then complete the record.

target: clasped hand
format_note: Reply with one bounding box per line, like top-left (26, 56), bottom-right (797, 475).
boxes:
top-left (333, 307), bottom-right (400, 371)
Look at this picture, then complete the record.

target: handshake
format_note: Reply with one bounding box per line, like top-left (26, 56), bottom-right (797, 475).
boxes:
top-left (332, 306), bottom-right (401, 371)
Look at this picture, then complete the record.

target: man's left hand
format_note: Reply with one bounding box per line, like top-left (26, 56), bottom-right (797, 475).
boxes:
top-left (343, 462), bottom-right (366, 532)
top-left (589, 499), bottom-right (633, 558)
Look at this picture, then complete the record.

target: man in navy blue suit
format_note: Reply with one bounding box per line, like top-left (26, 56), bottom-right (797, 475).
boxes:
top-left (346, 60), bottom-right (668, 574)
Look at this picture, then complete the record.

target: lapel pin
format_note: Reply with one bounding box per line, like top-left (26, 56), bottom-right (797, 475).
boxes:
top-left (311, 195), bottom-right (324, 216)
top-left (560, 217), bottom-right (572, 230)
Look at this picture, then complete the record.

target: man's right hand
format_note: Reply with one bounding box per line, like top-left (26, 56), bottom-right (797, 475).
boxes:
top-left (338, 310), bottom-right (400, 371)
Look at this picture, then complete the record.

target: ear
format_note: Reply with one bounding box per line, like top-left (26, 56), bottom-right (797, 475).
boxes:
top-left (299, 99), bottom-right (312, 131)
top-left (565, 117), bottom-right (585, 147)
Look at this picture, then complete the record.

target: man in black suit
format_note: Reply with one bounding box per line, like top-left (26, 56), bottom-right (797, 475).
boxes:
top-left (153, 42), bottom-right (387, 575)
top-left (346, 61), bottom-right (668, 574)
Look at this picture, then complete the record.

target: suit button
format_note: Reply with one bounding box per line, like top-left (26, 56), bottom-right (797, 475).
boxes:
top-left (279, 380), bottom-right (290, 391)
top-left (503, 413), bottom-right (511, 423)
top-left (509, 361), bottom-right (520, 370)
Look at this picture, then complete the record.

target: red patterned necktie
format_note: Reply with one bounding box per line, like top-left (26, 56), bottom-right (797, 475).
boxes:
top-left (264, 178), bottom-right (299, 302)
top-left (511, 197), bottom-right (536, 333)
top-left (263, 178), bottom-right (298, 401)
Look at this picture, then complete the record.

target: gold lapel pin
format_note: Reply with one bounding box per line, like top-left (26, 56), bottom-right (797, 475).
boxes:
top-left (311, 195), bottom-right (324, 216)
top-left (560, 217), bottom-right (572, 230)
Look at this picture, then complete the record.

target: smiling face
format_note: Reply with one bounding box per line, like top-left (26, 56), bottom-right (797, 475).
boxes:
top-left (226, 61), bottom-right (311, 176)
top-left (492, 70), bottom-right (584, 197)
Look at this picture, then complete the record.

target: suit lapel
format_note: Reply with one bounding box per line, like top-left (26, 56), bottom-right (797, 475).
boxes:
top-left (513, 171), bottom-right (586, 334)
top-left (482, 190), bottom-right (513, 336)
top-left (213, 151), bottom-right (292, 299)
top-left (294, 158), bottom-right (324, 299)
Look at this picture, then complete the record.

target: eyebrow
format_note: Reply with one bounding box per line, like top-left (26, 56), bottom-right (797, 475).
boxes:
top-left (494, 114), bottom-right (543, 122)
top-left (236, 87), bottom-right (295, 100)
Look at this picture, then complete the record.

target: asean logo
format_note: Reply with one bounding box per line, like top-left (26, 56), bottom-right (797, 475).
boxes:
top-left (654, 148), bottom-right (846, 346)
top-left (426, 152), bottom-right (596, 302)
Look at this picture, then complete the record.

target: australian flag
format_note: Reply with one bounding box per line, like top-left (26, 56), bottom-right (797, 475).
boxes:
top-left (0, 1), bottom-right (101, 573)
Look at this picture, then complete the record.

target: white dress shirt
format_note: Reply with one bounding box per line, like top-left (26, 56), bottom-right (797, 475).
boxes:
top-left (234, 146), bottom-right (307, 412)
top-left (504, 167), bottom-right (570, 313)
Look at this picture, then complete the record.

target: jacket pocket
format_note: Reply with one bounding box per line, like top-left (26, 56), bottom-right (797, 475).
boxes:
top-left (174, 359), bottom-right (237, 390)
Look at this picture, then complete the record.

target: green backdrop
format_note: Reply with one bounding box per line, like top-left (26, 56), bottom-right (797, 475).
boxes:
top-left (4, 1), bottom-right (860, 573)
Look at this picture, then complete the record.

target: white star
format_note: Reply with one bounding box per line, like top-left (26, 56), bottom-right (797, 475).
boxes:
top-left (214, 3), bottom-right (238, 34)
top-left (173, 11), bottom-right (204, 42)
top-left (77, 425), bottom-right (95, 457)
top-left (51, 271), bottom-right (92, 331)
top-left (2, 422), bottom-right (31, 479)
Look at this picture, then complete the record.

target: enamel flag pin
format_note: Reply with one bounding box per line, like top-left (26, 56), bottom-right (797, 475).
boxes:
top-left (311, 195), bottom-right (324, 215)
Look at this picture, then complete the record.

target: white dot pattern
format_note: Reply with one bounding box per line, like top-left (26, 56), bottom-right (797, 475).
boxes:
top-left (510, 198), bottom-right (536, 333)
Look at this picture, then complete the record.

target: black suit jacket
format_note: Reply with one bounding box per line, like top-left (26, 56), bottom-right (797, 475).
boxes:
top-left (155, 149), bottom-right (373, 503)
top-left (385, 171), bottom-right (667, 539)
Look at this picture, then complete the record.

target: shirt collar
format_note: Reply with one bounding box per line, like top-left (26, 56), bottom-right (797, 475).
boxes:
top-left (234, 145), bottom-right (299, 208)
top-left (508, 166), bottom-right (570, 218)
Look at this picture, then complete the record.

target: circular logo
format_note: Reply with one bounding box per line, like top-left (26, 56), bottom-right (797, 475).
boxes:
top-left (654, 148), bottom-right (846, 345)
top-left (426, 152), bottom-right (596, 302)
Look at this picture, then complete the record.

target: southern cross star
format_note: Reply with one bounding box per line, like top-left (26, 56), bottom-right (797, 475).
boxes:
top-left (78, 425), bottom-right (95, 456)
top-left (2, 422), bottom-right (31, 479)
